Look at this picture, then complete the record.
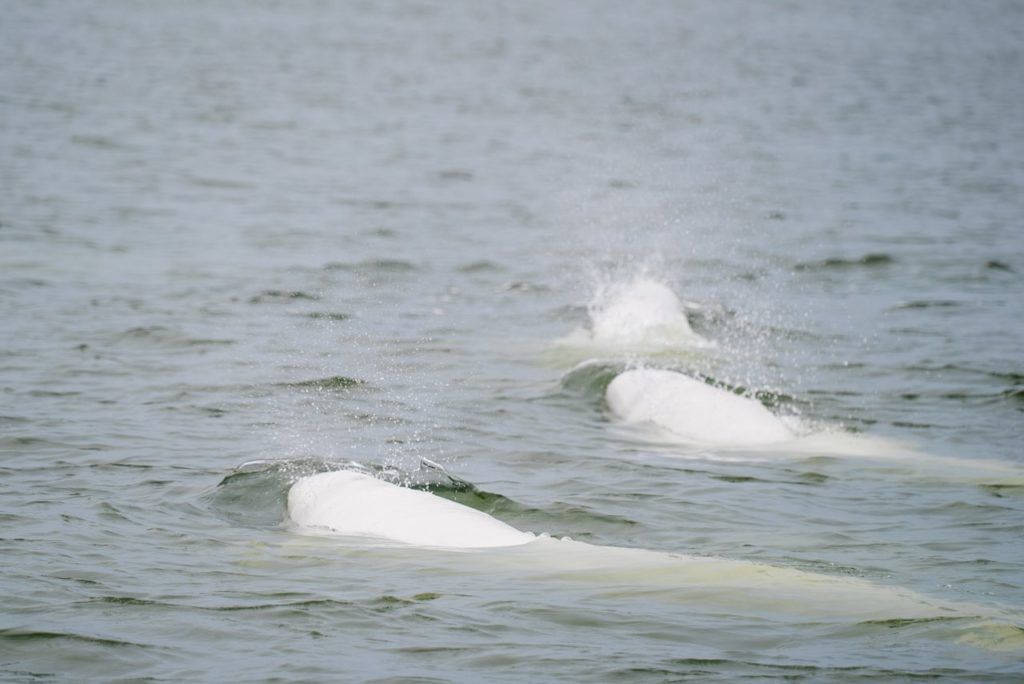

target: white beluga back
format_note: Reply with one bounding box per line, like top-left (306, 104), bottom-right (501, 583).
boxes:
top-left (287, 470), bottom-right (534, 549)
top-left (606, 368), bottom-right (795, 446)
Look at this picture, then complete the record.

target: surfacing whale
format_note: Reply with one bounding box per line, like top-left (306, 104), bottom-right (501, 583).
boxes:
top-left (606, 368), bottom-right (795, 446)
top-left (284, 468), bottom-right (1024, 644)
top-left (288, 470), bottom-right (535, 549)
top-left (602, 368), bottom-right (1024, 484)
top-left (554, 278), bottom-right (710, 357)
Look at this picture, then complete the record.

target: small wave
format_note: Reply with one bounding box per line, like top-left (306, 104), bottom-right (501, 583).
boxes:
top-left (1002, 387), bottom-right (1024, 404)
top-left (428, 477), bottom-right (639, 541)
top-left (85, 596), bottom-right (162, 607)
top-left (854, 616), bottom-right (1024, 653)
top-left (981, 484), bottom-right (1024, 498)
top-left (436, 168), bottom-right (474, 181)
top-left (903, 363), bottom-right (1024, 389)
top-left (0, 628), bottom-right (152, 649)
top-left (985, 260), bottom-right (1014, 272)
top-left (891, 420), bottom-right (935, 429)
top-left (0, 276), bottom-right (49, 290)
top-left (794, 253), bottom-right (895, 271)
top-left (70, 134), bottom-right (128, 150)
top-left (184, 174), bottom-right (252, 190)
top-left (323, 259), bottom-right (419, 273)
top-left (893, 300), bottom-right (962, 310)
top-left (0, 435), bottom-right (73, 449)
top-left (456, 260), bottom-right (504, 273)
top-left (83, 594), bottom-right (363, 613)
top-left (503, 280), bottom-right (550, 292)
top-left (205, 458), bottom-right (340, 528)
top-left (248, 290), bottom-right (320, 303)
top-left (607, 660), bottom-right (999, 680)
top-left (557, 360), bottom-right (627, 400)
top-left (109, 326), bottom-right (235, 348)
top-left (995, 371), bottom-right (1024, 385)
top-left (27, 389), bottom-right (82, 397)
top-left (278, 375), bottom-right (366, 391)
top-left (887, 386), bottom-right (1024, 410)
top-left (302, 311), bottom-right (350, 321)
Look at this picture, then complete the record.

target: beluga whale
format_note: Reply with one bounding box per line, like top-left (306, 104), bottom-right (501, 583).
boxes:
top-left (606, 368), bottom-right (796, 447)
top-left (602, 368), bottom-right (1024, 486)
top-left (287, 469), bottom-right (535, 549)
top-left (553, 278), bottom-right (711, 359)
top-left (280, 466), bottom-right (1024, 642)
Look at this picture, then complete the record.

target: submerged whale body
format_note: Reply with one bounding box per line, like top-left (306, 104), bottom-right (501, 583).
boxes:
top-left (288, 470), bottom-right (535, 549)
top-left (606, 368), bottom-right (795, 446)
top-left (281, 466), bottom-right (1021, 639)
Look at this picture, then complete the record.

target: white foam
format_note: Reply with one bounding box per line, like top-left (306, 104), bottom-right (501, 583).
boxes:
top-left (287, 470), bottom-right (535, 549)
top-left (606, 368), bottom-right (795, 446)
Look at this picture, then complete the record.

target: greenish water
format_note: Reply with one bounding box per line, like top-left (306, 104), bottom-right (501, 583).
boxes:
top-left (2, 1), bottom-right (1023, 681)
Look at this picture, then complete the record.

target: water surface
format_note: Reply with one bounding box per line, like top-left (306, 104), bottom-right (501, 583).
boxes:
top-left (2, 1), bottom-right (1023, 681)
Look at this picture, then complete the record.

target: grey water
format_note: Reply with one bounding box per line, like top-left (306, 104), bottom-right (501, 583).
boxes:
top-left (2, 0), bottom-right (1024, 681)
